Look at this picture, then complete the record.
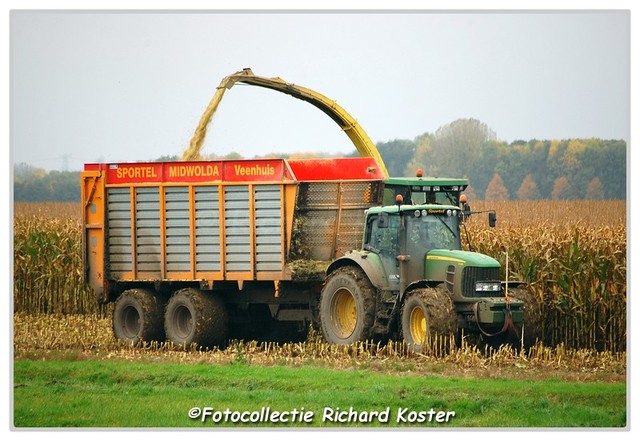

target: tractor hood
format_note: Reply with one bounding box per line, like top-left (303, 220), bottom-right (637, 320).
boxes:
top-left (426, 249), bottom-right (500, 268)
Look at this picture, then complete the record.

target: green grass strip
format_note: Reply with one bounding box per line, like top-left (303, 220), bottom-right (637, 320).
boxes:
top-left (13, 359), bottom-right (626, 428)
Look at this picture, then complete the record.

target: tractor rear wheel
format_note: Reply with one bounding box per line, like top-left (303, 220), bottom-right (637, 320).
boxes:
top-left (165, 288), bottom-right (228, 349)
top-left (113, 288), bottom-right (165, 345)
top-left (401, 287), bottom-right (457, 352)
top-left (319, 266), bottom-right (376, 344)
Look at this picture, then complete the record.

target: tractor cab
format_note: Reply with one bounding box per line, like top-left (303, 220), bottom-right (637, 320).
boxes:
top-left (363, 200), bottom-right (464, 294)
top-left (362, 196), bottom-right (502, 301)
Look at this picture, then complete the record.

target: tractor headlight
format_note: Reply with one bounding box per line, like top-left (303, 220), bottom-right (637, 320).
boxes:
top-left (475, 282), bottom-right (501, 292)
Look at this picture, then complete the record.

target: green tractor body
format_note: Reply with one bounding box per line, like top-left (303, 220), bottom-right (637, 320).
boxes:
top-left (322, 200), bottom-right (533, 348)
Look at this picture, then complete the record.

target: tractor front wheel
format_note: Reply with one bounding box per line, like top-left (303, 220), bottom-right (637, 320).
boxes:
top-left (401, 287), bottom-right (457, 352)
top-left (511, 287), bottom-right (543, 349)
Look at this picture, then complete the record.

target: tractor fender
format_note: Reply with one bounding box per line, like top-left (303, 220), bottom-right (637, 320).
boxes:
top-left (403, 279), bottom-right (443, 296)
top-left (326, 252), bottom-right (388, 291)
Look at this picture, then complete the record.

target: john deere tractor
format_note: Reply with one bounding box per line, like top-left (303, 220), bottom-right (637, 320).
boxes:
top-left (319, 194), bottom-right (541, 350)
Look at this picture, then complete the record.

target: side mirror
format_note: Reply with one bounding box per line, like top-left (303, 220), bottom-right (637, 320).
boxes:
top-left (378, 212), bottom-right (389, 229)
top-left (488, 212), bottom-right (496, 228)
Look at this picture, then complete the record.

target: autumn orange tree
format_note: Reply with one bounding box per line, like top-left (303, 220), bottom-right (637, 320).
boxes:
top-left (551, 176), bottom-right (571, 200)
top-left (484, 173), bottom-right (509, 201)
top-left (585, 177), bottom-right (605, 200)
top-left (516, 174), bottom-right (541, 200)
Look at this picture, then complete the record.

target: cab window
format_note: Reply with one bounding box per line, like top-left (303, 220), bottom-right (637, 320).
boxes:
top-left (366, 213), bottom-right (399, 255)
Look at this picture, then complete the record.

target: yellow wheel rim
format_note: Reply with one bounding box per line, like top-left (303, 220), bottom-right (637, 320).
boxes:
top-left (331, 288), bottom-right (357, 339)
top-left (409, 306), bottom-right (427, 345)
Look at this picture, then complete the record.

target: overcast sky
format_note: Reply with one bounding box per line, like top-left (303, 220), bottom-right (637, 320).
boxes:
top-left (10, 10), bottom-right (630, 172)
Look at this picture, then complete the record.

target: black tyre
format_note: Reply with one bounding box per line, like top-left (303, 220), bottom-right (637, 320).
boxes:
top-left (401, 287), bottom-right (457, 352)
top-left (165, 288), bottom-right (229, 349)
top-left (510, 287), bottom-right (543, 349)
top-left (113, 288), bottom-right (165, 345)
top-left (319, 266), bottom-right (376, 344)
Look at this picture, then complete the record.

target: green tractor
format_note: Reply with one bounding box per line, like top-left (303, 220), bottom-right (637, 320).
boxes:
top-left (319, 193), bottom-right (542, 350)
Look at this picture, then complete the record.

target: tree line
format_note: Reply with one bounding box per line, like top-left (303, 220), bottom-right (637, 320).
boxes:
top-left (13, 118), bottom-right (626, 201)
top-left (369, 119), bottom-right (626, 200)
top-left (14, 163), bottom-right (81, 202)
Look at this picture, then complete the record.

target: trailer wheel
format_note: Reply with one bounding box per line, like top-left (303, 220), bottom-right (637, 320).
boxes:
top-left (165, 288), bottom-right (228, 349)
top-left (510, 287), bottom-right (543, 349)
top-left (401, 288), bottom-right (457, 352)
top-left (319, 266), bottom-right (376, 344)
top-left (113, 289), bottom-right (165, 345)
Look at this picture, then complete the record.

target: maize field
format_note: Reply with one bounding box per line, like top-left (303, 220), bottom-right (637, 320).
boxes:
top-left (13, 313), bottom-right (625, 375)
top-left (13, 200), bottom-right (627, 353)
